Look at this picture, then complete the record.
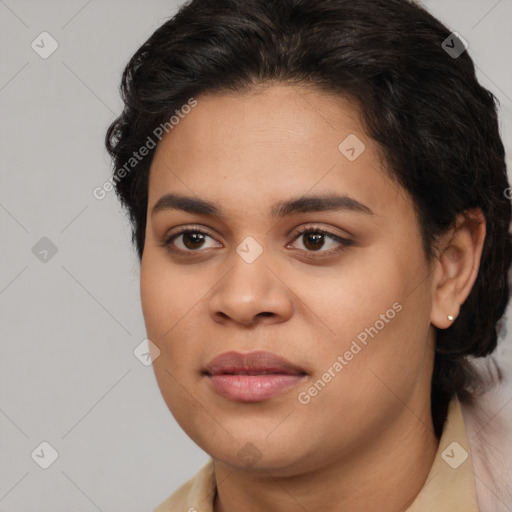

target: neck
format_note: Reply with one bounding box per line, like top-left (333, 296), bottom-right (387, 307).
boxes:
top-left (213, 403), bottom-right (438, 512)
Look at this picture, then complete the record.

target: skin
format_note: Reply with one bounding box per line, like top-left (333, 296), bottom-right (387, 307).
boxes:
top-left (140, 84), bottom-right (486, 512)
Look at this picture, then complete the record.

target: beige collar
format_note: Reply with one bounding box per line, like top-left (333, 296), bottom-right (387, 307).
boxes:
top-left (405, 397), bottom-right (479, 511)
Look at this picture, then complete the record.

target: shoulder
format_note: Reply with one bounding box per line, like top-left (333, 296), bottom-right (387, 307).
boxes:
top-left (153, 458), bottom-right (216, 512)
top-left (461, 368), bottom-right (512, 512)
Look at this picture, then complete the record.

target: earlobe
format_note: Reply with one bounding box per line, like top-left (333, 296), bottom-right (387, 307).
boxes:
top-left (430, 208), bottom-right (486, 330)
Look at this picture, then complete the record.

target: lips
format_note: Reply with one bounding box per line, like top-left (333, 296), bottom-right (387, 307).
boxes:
top-left (205, 350), bottom-right (307, 376)
top-left (204, 351), bottom-right (307, 402)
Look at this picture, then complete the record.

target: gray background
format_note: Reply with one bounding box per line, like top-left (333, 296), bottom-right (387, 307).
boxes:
top-left (1, 0), bottom-right (511, 510)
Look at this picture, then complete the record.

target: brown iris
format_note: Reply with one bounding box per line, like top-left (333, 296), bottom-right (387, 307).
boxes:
top-left (182, 232), bottom-right (206, 250)
top-left (302, 232), bottom-right (325, 251)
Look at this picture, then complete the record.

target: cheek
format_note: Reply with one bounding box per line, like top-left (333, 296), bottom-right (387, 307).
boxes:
top-left (140, 255), bottom-right (208, 378)
top-left (140, 266), bottom-right (167, 339)
top-left (140, 254), bottom-right (194, 338)
top-left (302, 255), bottom-right (404, 336)
top-left (305, 250), bottom-right (430, 381)
top-left (140, 261), bottom-right (200, 414)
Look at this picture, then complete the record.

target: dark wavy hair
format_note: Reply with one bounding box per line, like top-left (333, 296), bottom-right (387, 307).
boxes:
top-left (105, 0), bottom-right (512, 436)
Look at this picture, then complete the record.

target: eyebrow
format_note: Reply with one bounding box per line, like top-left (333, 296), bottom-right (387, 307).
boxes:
top-left (151, 192), bottom-right (374, 219)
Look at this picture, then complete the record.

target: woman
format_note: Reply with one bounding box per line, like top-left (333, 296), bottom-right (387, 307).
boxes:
top-left (105, 0), bottom-right (511, 510)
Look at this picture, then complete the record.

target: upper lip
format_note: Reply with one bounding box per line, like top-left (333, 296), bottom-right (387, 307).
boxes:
top-left (204, 351), bottom-right (307, 376)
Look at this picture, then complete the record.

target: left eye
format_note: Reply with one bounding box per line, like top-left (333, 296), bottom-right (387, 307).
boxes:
top-left (288, 227), bottom-right (353, 255)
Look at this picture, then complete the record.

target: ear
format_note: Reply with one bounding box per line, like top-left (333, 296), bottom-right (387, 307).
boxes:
top-left (430, 208), bottom-right (486, 329)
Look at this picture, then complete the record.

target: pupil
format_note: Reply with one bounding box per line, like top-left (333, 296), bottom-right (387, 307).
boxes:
top-left (304, 233), bottom-right (324, 251)
top-left (184, 233), bottom-right (204, 249)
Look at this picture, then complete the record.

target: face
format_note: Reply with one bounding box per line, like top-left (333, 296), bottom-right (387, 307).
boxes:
top-left (140, 84), bottom-right (436, 475)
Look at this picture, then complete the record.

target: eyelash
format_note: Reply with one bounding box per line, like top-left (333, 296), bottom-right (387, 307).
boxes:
top-left (160, 224), bottom-right (353, 257)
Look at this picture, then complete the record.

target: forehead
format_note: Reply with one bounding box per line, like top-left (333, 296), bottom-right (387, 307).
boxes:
top-left (147, 84), bottom-right (409, 220)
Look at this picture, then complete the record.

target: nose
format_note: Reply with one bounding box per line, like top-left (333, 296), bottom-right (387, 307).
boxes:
top-left (208, 249), bottom-right (294, 327)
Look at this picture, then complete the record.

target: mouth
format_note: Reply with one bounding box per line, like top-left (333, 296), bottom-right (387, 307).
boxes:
top-left (203, 350), bottom-right (307, 402)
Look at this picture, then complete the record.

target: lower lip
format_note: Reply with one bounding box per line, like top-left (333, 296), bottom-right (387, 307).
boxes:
top-left (208, 374), bottom-right (305, 402)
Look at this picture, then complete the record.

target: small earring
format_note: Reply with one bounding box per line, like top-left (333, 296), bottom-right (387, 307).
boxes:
top-left (447, 315), bottom-right (454, 321)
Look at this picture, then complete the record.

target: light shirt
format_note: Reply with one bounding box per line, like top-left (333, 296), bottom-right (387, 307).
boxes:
top-left (153, 398), bottom-right (479, 511)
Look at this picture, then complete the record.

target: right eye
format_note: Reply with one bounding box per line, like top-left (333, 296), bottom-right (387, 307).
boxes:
top-left (161, 227), bottom-right (221, 253)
